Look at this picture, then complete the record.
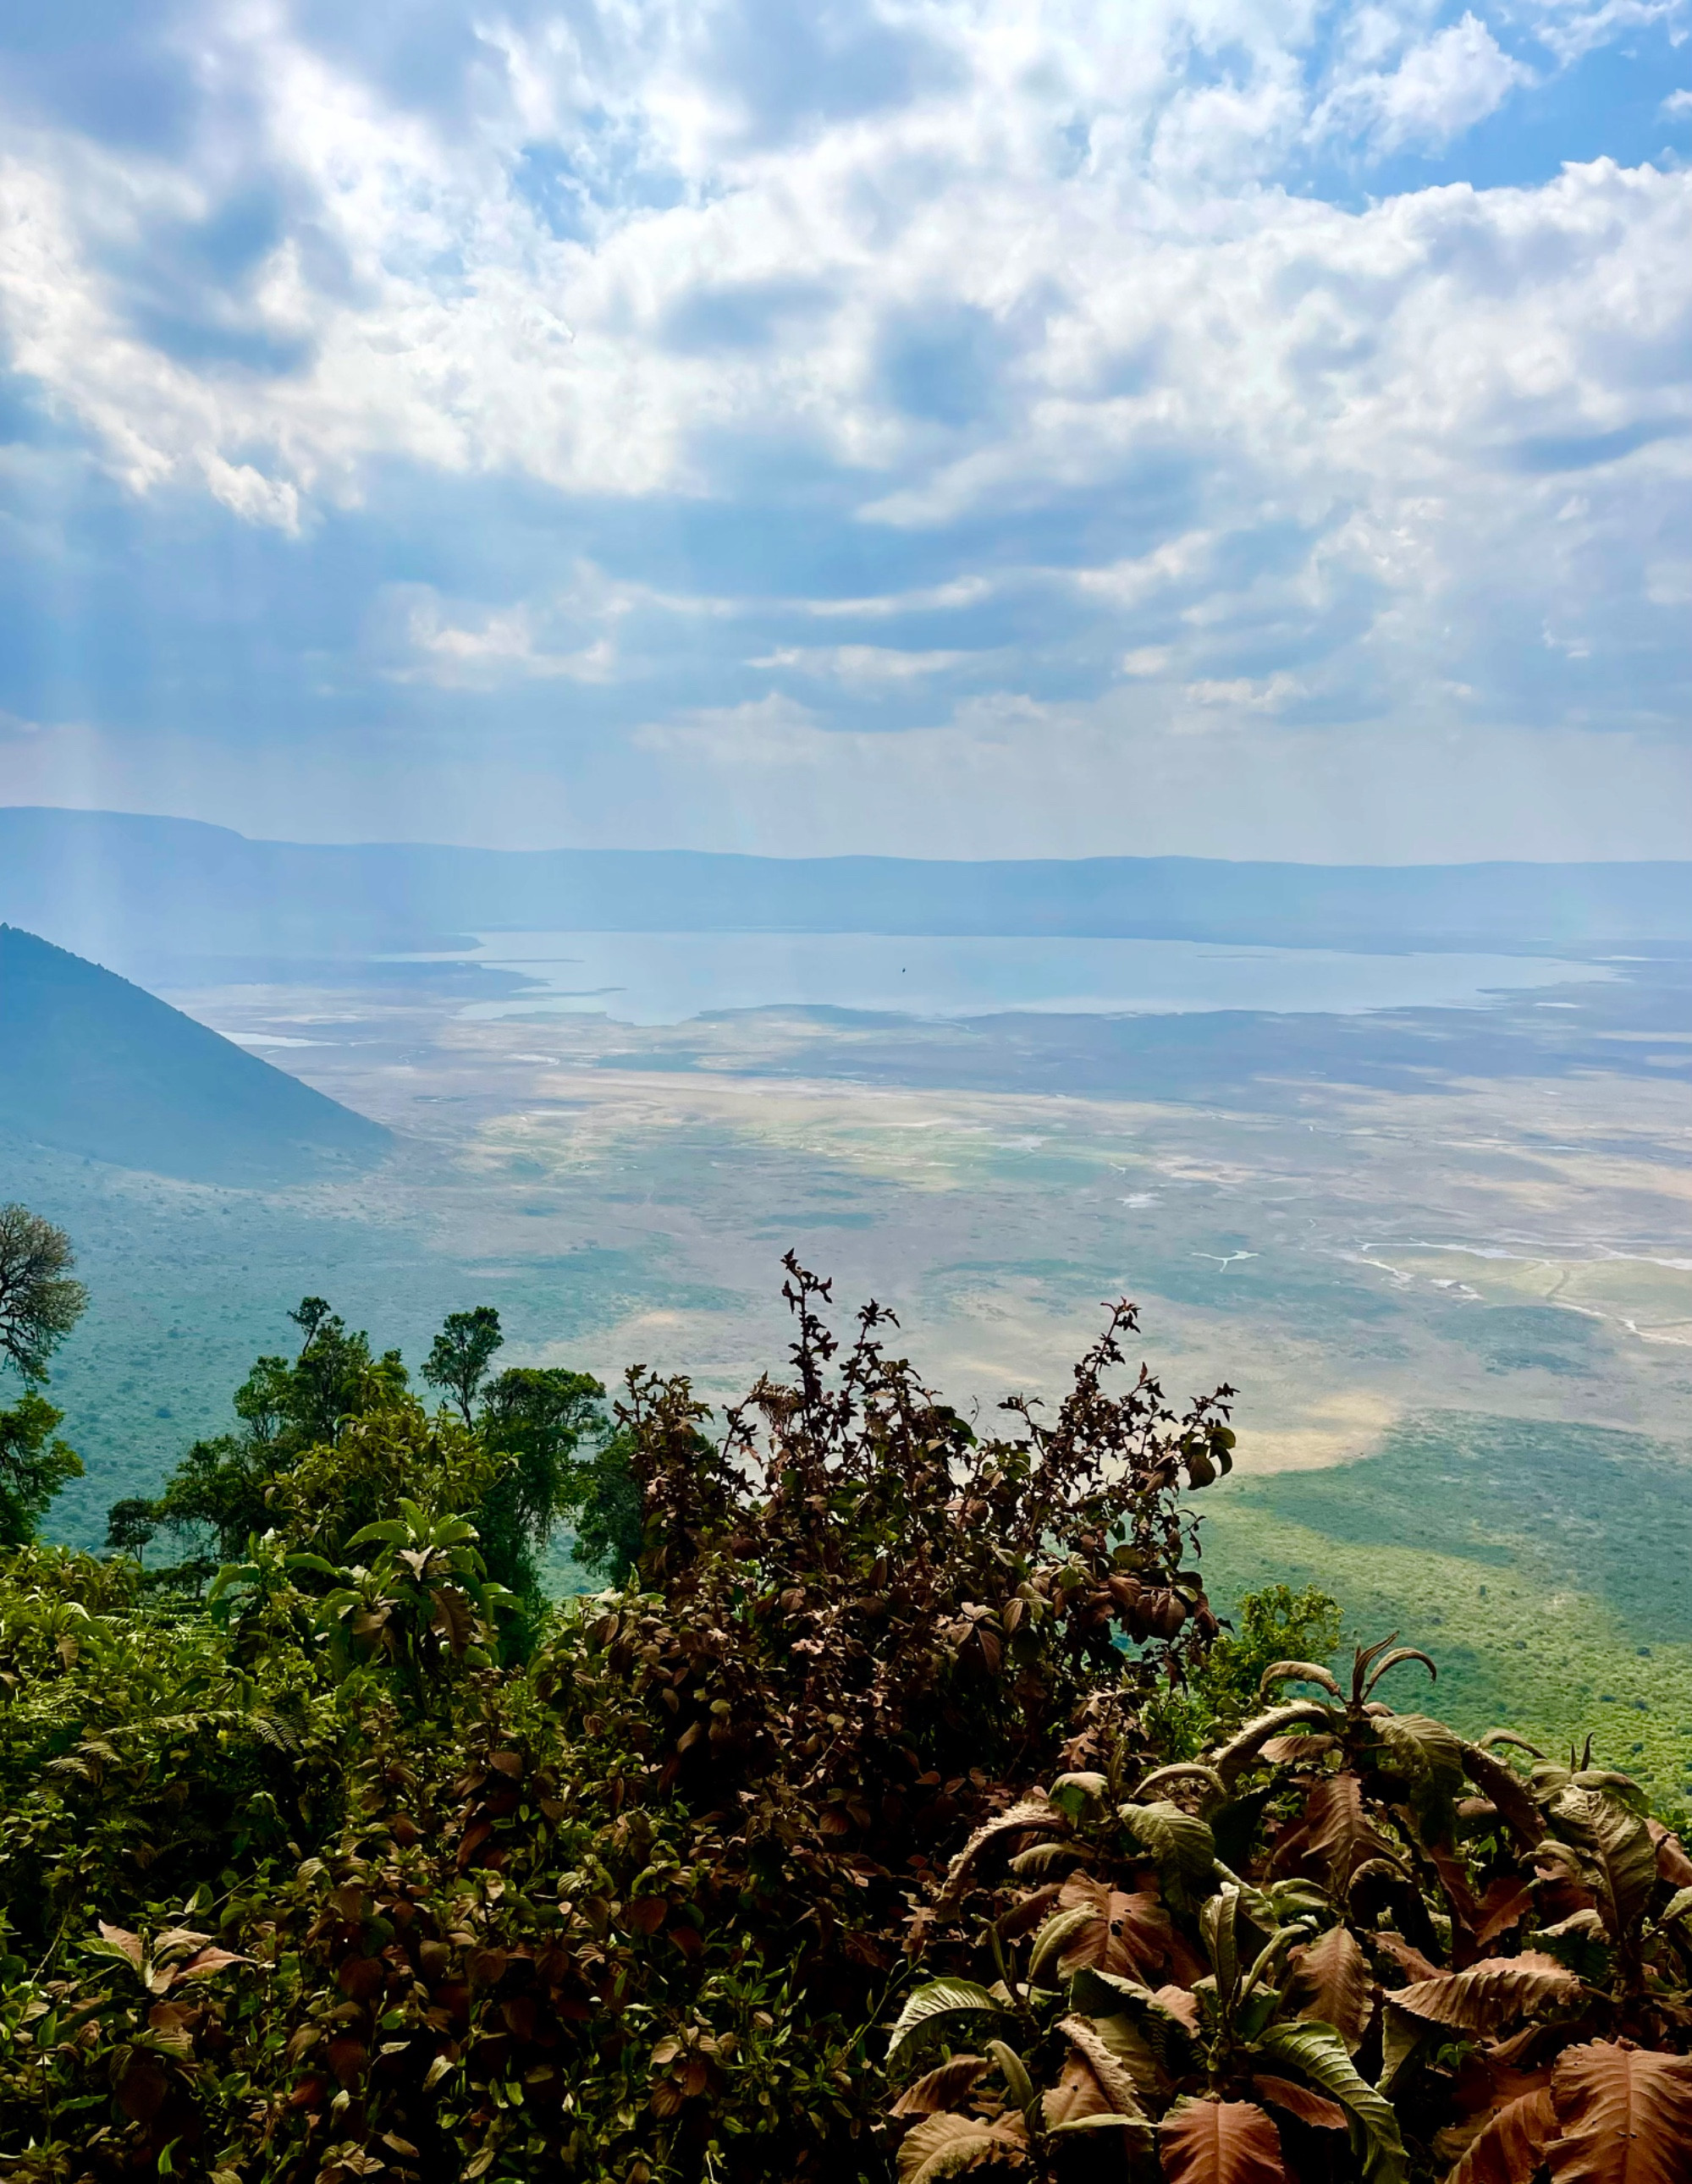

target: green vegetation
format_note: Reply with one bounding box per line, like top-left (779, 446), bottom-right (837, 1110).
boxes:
top-left (0, 1128), bottom-right (705, 1556)
top-left (102, 1294), bottom-right (638, 1624)
top-left (1200, 1417), bottom-right (1692, 1807)
top-left (4, 1219), bottom-right (1692, 2179)
top-left (0, 1205), bottom-right (88, 1549)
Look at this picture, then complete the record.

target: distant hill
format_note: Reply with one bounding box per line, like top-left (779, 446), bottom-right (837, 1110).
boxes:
top-left (3, 807), bottom-right (1691, 972)
top-left (0, 926), bottom-right (391, 1185)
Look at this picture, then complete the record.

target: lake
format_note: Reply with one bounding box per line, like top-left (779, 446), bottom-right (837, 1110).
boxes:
top-left (440, 930), bottom-right (1611, 1027)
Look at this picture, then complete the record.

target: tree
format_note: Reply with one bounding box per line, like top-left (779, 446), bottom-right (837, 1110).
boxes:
top-left (0, 1203), bottom-right (88, 1384)
top-left (104, 1496), bottom-right (158, 1560)
top-left (565, 1426), bottom-right (643, 1585)
top-left (0, 1207), bottom-right (87, 1544)
top-left (473, 1363), bottom-right (609, 1602)
top-left (422, 1305), bottom-right (504, 1423)
top-left (273, 1296), bottom-right (408, 1447)
top-left (0, 1389), bottom-right (83, 1547)
top-left (115, 1297), bottom-right (410, 1574)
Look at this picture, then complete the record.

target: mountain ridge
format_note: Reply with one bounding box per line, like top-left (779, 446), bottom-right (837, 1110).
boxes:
top-left (0, 923), bottom-right (391, 1186)
top-left (4, 806), bottom-right (1691, 969)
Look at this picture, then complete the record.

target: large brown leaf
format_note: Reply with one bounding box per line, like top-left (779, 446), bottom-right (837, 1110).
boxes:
top-left (1448, 2087), bottom-right (1557, 2184)
top-left (890, 2056), bottom-right (992, 2116)
top-left (1274, 1774), bottom-right (1403, 1891)
top-left (1650, 1824), bottom-right (1692, 1890)
top-left (429, 1584), bottom-right (473, 1658)
top-left (1160, 2100), bottom-right (1287, 2184)
top-left (1547, 1791), bottom-right (1656, 1944)
top-left (1071, 2010), bottom-right (1163, 2103)
top-left (937, 1798), bottom-right (1063, 1909)
top-left (897, 2112), bottom-right (1030, 2181)
top-left (1055, 2015), bottom-right (1151, 2119)
top-left (1473, 1879), bottom-right (1536, 1949)
top-left (1392, 1952), bottom-right (1579, 2034)
top-left (1287, 1925), bottom-right (1372, 2052)
top-left (1057, 1874), bottom-right (1177, 1983)
top-left (1044, 2054), bottom-right (1122, 2130)
top-left (1586, 1801), bottom-right (1658, 1944)
top-left (1459, 1744), bottom-right (1545, 1846)
top-left (1373, 1930), bottom-right (1444, 1983)
top-left (1252, 2076), bottom-right (1347, 2131)
top-left (1546, 2042), bottom-right (1692, 2184)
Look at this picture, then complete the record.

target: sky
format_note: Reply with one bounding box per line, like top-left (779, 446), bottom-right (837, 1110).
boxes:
top-left (0, 0), bottom-right (1689, 862)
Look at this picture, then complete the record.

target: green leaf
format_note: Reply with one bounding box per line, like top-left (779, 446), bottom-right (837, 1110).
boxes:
top-left (1117, 1799), bottom-right (1215, 1900)
top-left (1027, 1904), bottom-right (1100, 1986)
top-left (1658, 1886), bottom-right (1692, 1928)
top-left (344, 1519), bottom-right (411, 1549)
top-left (886, 1979), bottom-right (1013, 2069)
top-left (1373, 1714), bottom-right (1464, 1791)
top-left (1254, 2021), bottom-right (1406, 2184)
top-left (283, 1553), bottom-right (342, 1579)
top-left (984, 2038), bottom-right (1035, 2114)
top-left (1201, 1884), bottom-right (1241, 1995)
top-left (1049, 1772), bottom-right (1110, 1818)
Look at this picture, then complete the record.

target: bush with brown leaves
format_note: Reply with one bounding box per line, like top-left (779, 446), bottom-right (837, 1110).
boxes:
top-left (884, 1640), bottom-right (1692, 2183)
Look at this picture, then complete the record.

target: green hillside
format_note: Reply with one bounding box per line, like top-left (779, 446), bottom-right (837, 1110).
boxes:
top-left (1201, 1411), bottom-right (1692, 1807)
top-left (0, 925), bottom-right (390, 1185)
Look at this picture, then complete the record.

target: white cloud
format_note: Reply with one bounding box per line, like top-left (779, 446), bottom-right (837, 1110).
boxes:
top-left (1182, 672), bottom-right (1305, 711)
top-left (799, 577), bottom-right (994, 619)
top-left (400, 604), bottom-right (618, 686)
top-left (1314, 14), bottom-right (1530, 154)
top-left (384, 569), bottom-right (638, 686)
top-left (0, 0), bottom-right (1688, 857)
top-left (748, 644), bottom-right (972, 681)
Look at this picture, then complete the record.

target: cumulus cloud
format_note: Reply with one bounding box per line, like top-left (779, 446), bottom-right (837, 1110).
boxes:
top-left (1314, 14), bottom-right (1530, 154)
top-left (0, 0), bottom-right (1687, 856)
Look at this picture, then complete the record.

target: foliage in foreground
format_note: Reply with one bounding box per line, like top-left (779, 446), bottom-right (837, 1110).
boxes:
top-left (0, 1256), bottom-right (1688, 2184)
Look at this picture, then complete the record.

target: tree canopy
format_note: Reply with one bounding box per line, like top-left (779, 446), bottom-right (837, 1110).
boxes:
top-left (1, 1246), bottom-right (1688, 2182)
top-left (0, 1202), bottom-right (87, 1385)
top-left (0, 1205), bottom-right (85, 1547)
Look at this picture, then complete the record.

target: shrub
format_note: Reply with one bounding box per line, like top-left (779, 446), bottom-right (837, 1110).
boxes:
top-left (2, 1262), bottom-right (1686, 2183)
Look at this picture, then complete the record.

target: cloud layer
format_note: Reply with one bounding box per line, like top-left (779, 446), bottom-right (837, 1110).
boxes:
top-left (0, 0), bottom-right (1689, 856)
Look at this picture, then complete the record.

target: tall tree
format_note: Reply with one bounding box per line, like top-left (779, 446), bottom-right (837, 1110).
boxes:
top-left (0, 1206), bottom-right (87, 1544)
top-left (474, 1364), bottom-right (609, 1602)
top-left (422, 1306), bottom-right (504, 1424)
top-left (0, 1203), bottom-right (88, 1384)
top-left (0, 1391), bottom-right (83, 1547)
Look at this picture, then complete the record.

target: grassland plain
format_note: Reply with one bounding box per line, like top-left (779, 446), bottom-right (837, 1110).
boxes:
top-left (14, 947), bottom-right (1691, 1795)
top-left (1198, 1415), bottom-right (1692, 1808)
